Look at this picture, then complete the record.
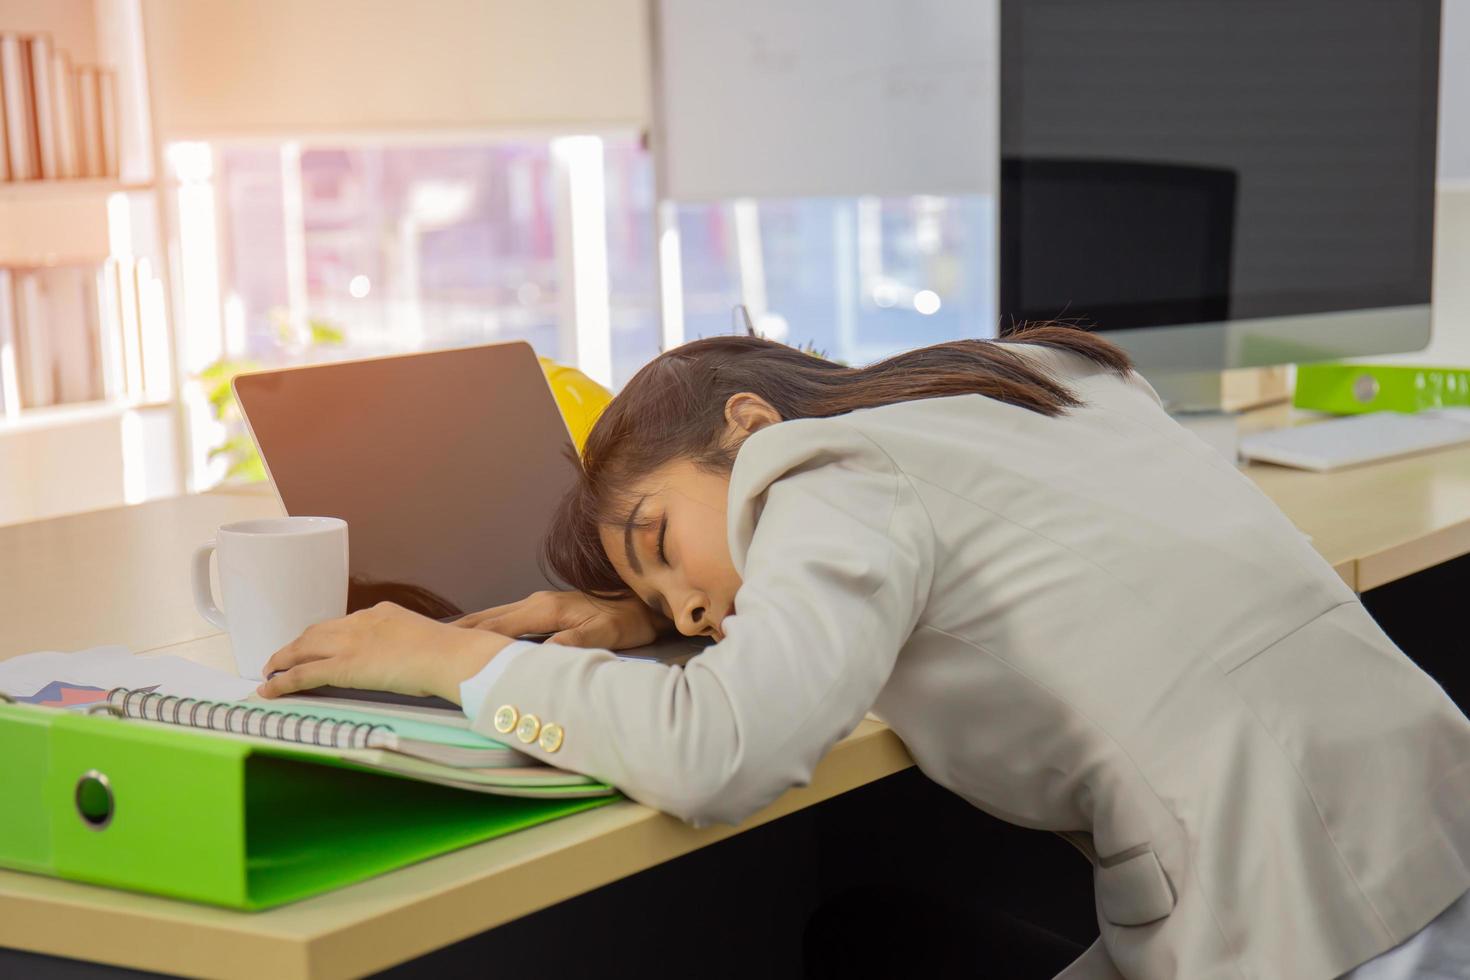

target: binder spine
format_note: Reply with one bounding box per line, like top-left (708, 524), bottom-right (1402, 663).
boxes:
top-left (105, 688), bottom-right (393, 750)
top-left (1294, 363), bottom-right (1470, 415)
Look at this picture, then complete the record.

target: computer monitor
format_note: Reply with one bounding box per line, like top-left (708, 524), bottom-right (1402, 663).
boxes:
top-left (998, 0), bottom-right (1442, 409)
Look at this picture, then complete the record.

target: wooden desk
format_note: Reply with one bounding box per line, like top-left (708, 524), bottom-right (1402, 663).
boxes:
top-left (4, 437), bottom-right (1470, 978)
top-left (1241, 406), bottom-right (1470, 592)
top-left (0, 486), bottom-right (282, 660)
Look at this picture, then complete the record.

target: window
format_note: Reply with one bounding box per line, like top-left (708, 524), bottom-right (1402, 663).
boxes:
top-left (218, 141), bottom-right (564, 365)
top-left (172, 133), bottom-right (995, 488)
top-left (666, 194), bottom-right (996, 363)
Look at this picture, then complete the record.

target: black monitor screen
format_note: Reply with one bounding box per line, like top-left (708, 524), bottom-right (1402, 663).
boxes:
top-left (999, 0), bottom-right (1441, 331)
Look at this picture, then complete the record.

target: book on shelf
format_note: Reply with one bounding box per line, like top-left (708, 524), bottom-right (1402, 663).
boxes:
top-left (136, 257), bottom-right (170, 400)
top-left (51, 48), bottom-right (78, 179)
top-left (1, 32), bottom-right (37, 180)
top-left (0, 47), bottom-right (8, 182)
top-left (45, 267), bottom-right (103, 405)
top-left (12, 270), bottom-right (53, 407)
top-left (0, 271), bottom-right (21, 418)
top-left (98, 68), bottom-right (118, 179)
top-left (75, 63), bottom-right (101, 179)
top-left (96, 260), bottom-right (127, 400)
top-left (3, 266), bottom-right (109, 413)
top-left (111, 253), bottom-right (144, 398)
top-left (27, 34), bottom-right (57, 179)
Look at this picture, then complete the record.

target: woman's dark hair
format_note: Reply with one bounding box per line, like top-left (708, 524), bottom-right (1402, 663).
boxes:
top-left (546, 323), bottom-right (1132, 598)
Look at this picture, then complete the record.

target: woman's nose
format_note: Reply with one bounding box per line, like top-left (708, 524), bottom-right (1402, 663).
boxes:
top-left (676, 595), bottom-right (713, 637)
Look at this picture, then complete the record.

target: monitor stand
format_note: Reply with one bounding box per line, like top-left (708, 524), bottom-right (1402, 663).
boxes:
top-left (1145, 365), bottom-right (1292, 415)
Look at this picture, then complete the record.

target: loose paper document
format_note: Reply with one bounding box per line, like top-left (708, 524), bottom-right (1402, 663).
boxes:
top-left (0, 646), bottom-right (259, 708)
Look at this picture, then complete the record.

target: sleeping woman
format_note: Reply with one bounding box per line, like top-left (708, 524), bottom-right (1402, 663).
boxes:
top-left (259, 325), bottom-right (1470, 980)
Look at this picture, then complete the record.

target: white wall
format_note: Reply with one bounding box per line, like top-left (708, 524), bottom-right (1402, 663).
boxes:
top-left (654, 0), bottom-right (998, 200)
top-left (140, 0), bottom-right (651, 138)
top-left (1391, 1), bottom-right (1470, 365)
top-left (1442, 0), bottom-right (1469, 183)
top-left (0, 0), bottom-right (97, 62)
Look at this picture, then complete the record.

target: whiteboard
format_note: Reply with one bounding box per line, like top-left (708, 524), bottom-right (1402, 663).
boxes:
top-left (653, 0), bottom-right (999, 200)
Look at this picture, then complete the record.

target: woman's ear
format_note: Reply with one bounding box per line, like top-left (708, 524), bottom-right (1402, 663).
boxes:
top-left (724, 393), bottom-right (782, 436)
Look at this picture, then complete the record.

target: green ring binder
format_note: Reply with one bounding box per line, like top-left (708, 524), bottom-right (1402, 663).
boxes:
top-left (1295, 363), bottom-right (1470, 414)
top-left (0, 699), bottom-right (618, 909)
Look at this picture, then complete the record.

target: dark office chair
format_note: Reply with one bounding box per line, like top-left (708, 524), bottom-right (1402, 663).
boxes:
top-left (999, 157), bottom-right (1238, 332)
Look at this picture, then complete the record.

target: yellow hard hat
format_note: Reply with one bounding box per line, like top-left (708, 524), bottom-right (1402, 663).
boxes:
top-left (538, 356), bottom-right (613, 453)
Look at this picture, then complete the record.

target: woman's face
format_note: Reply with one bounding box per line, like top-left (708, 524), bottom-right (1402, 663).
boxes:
top-left (597, 393), bottom-right (780, 640)
top-left (599, 459), bottom-right (743, 641)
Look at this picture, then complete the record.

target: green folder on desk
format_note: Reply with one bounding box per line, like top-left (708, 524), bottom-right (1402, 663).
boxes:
top-left (0, 699), bottom-right (617, 910)
top-left (1294, 363), bottom-right (1470, 414)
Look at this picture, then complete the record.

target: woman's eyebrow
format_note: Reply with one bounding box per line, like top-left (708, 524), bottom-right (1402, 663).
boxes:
top-left (623, 496), bottom-right (646, 576)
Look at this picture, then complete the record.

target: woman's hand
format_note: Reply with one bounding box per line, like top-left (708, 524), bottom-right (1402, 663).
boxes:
top-left (257, 601), bottom-right (514, 702)
top-left (454, 589), bottom-right (667, 650)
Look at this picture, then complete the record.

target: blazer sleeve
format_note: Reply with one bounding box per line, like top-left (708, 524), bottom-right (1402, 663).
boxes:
top-left (464, 422), bottom-right (934, 826)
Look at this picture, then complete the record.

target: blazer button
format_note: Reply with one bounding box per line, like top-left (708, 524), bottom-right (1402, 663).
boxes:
top-left (538, 723), bottom-right (564, 753)
top-left (516, 713), bottom-right (542, 744)
top-left (492, 705), bottom-right (518, 734)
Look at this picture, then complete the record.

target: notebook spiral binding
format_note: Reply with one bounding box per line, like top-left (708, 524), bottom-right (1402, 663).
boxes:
top-left (104, 688), bottom-right (394, 750)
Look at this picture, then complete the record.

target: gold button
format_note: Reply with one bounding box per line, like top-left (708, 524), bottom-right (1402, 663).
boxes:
top-left (492, 705), bottom-right (518, 734)
top-left (515, 713), bottom-right (541, 743)
top-left (538, 723), bottom-right (564, 753)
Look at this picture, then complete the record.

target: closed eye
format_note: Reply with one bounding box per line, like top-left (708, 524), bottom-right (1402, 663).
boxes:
top-left (656, 515), bottom-right (669, 566)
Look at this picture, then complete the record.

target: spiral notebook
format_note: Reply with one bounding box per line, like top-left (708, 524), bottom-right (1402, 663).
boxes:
top-left (105, 687), bottom-right (514, 765)
top-left (103, 687), bottom-right (615, 799)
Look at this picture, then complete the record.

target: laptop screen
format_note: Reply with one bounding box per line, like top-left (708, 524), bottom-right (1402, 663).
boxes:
top-left (234, 342), bottom-right (580, 618)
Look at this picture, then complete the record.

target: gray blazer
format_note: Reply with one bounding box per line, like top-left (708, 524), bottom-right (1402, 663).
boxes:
top-left (471, 345), bottom-right (1470, 979)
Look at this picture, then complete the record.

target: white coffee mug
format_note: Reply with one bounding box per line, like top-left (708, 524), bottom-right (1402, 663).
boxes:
top-left (191, 516), bottom-right (349, 680)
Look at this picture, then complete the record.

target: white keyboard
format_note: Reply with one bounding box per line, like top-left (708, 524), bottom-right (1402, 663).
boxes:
top-left (1238, 410), bottom-right (1470, 471)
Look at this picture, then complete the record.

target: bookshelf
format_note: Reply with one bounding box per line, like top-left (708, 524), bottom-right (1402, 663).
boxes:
top-left (0, 0), bottom-right (179, 526)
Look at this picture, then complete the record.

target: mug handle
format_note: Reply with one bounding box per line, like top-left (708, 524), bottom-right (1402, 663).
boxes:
top-left (191, 541), bottom-right (228, 630)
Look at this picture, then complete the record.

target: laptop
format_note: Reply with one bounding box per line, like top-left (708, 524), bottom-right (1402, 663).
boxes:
top-left (233, 341), bottom-right (703, 705)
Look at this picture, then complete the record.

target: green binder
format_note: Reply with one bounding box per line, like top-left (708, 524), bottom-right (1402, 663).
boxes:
top-left (0, 700), bottom-right (616, 910)
top-left (1294, 363), bottom-right (1470, 414)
